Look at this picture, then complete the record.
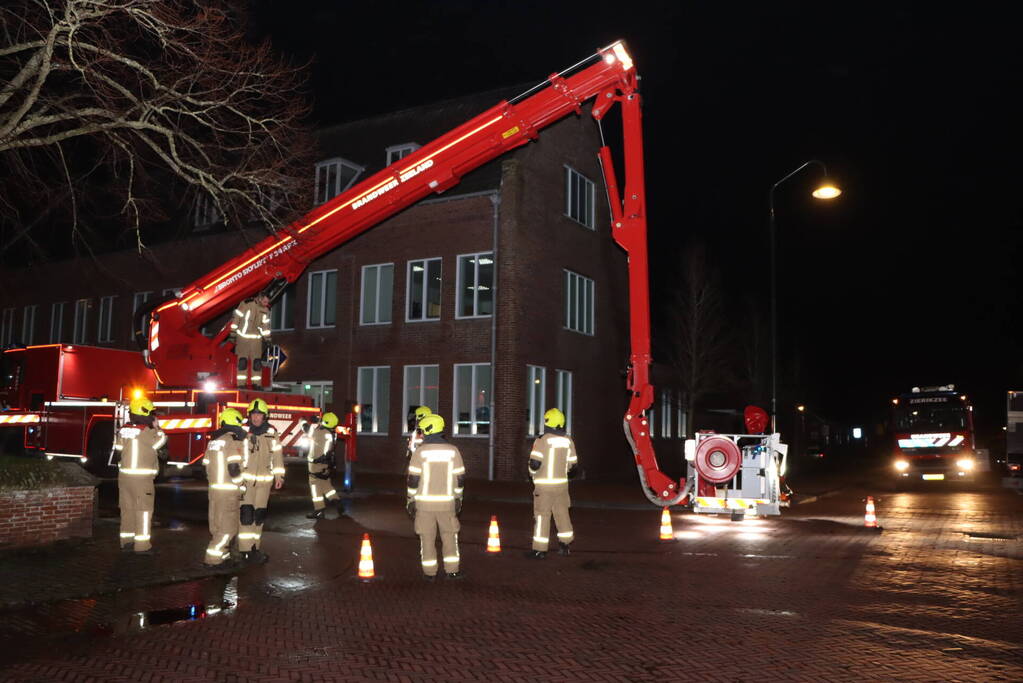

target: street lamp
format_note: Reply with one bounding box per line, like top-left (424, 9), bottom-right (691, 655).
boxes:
top-left (769, 160), bottom-right (841, 434)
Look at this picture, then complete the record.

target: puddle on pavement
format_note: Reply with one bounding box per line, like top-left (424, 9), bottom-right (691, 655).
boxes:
top-left (122, 576), bottom-right (238, 633)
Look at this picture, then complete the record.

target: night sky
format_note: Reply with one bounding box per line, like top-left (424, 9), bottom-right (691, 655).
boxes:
top-left (250, 1), bottom-right (1023, 445)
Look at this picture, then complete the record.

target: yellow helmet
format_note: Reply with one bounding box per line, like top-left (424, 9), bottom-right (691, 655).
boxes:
top-left (248, 398), bottom-right (269, 415)
top-left (320, 412), bottom-right (339, 429)
top-left (129, 396), bottom-right (155, 417)
top-left (418, 414), bottom-right (445, 435)
top-left (414, 405), bottom-right (433, 421)
top-left (219, 408), bottom-right (244, 427)
top-left (543, 408), bottom-right (566, 429)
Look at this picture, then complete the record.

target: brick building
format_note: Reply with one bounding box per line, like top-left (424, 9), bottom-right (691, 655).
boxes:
top-left (0, 87), bottom-right (685, 482)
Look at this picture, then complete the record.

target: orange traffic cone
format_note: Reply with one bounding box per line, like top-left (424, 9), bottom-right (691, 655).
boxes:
top-left (357, 533), bottom-right (375, 580)
top-left (659, 507), bottom-right (674, 540)
top-left (486, 515), bottom-right (501, 553)
top-left (864, 496), bottom-right (878, 528)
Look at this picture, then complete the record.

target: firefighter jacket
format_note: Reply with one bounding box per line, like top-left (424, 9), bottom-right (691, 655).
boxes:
top-left (203, 427), bottom-right (247, 492)
top-left (305, 425), bottom-right (336, 477)
top-left (529, 430), bottom-right (578, 487)
top-left (243, 423), bottom-right (284, 484)
top-left (407, 438), bottom-right (465, 512)
top-left (231, 299), bottom-right (271, 342)
top-left (114, 422), bottom-right (166, 476)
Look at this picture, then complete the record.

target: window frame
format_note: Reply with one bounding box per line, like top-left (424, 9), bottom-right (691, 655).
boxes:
top-left (314, 157), bottom-right (365, 206)
top-left (356, 366), bottom-right (391, 435)
top-left (563, 270), bottom-right (595, 336)
top-left (526, 365), bottom-right (547, 437)
top-left (270, 284), bottom-right (295, 332)
top-left (564, 165), bottom-right (596, 230)
top-left (555, 369), bottom-right (573, 436)
top-left (452, 363), bottom-right (491, 437)
top-left (385, 143), bottom-right (420, 166)
top-left (402, 364), bottom-right (440, 435)
top-left (306, 269), bottom-right (338, 329)
top-left (72, 298), bottom-right (89, 345)
top-left (49, 302), bottom-right (65, 343)
top-left (360, 262), bottom-right (394, 326)
top-left (405, 257), bottom-right (442, 323)
top-left (193, 193), bottom-right (221, 229)
top-left (97, 295), bottom-right (116, 343)
top-left (0, 308), bottom-right (14, 346)
top-left (21, 305), bottom-right (36, 346)
top-left (455, 252), bottom-right (494, 319)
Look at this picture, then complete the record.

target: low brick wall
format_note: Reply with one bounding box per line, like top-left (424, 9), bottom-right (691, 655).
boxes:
top-left (0, 486), bottom-right (97, 548)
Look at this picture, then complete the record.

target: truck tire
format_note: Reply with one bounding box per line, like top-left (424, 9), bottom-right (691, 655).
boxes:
top-left (85, 422), bottom-right (117, 478)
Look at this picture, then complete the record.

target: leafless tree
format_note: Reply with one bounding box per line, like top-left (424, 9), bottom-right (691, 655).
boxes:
top-left (0, 0), bottom-right (314, 257)
top-left (665, 244), bottom-right (733, 437)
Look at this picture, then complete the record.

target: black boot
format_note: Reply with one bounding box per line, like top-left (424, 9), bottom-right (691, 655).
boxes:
top-left (306, 509), bottom-right (325, 520)
top-left (558, 542), bottom-right (571, 556)
top-left (446, 571), bottom-right (464, 580)
top-left (525, 550), bottom-right (547, 560)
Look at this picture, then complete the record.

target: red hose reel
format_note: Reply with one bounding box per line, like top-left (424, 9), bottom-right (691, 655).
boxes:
top-left (693, 436), bottom-right (741, 483)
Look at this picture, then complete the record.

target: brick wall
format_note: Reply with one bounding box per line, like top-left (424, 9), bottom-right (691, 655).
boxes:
top-left (0, 486), bottom-right (96, 548)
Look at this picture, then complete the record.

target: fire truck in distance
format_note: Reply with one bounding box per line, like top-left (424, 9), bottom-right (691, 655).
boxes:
top-left (891, 385), bottom-right (978, 487)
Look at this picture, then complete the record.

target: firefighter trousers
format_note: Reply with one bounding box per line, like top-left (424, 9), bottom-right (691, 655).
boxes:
top-left (414, 508), bottom-right (460, 576)
top-left (238, 481), bottom-right (271, 551)
top-left (308, 474), bottom-right (339, 511)
top-left (532, 486), bottom-right (573, 551)
top-left (118, 473), bottom-right (155, 552)
top-left (235, 338), bottom-right (263, 387)
top-left (205, 490), bottom-right (240, 565)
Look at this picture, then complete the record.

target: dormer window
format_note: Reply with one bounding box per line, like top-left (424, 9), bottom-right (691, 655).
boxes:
top-left (386, 143), bottom-right (420, 166)
top-left (315, 157), bottom-right (364, 205)
top-left (193, 193), bottom-right (221, 229)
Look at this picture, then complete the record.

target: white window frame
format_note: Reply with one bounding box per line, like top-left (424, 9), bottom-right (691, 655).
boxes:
top-left (385, 143), bottom-right (420, 166)
top-left (193, 193), bottom-right (221, 229)
top-left (403, 364), bottom-right (439, 434)
top-left (314, 157), bottom-right (364, 205)
top-left (564, 270), bottom-right (595, 335)
top-left (526, 365), bottom-right (546, 437)
top-left (307, 269), bottom-right (337, 329)
top-left (21, 305), bottom-right (36, 346)
top-left (555, 369), bottom-right (573, 436)
top-left (660, 388), bottom-right (672, 439)
top-left (357, 366), bottom-right (390, 435)
top-left (360, 263), bottom-right (394, 326)
top-left (406, 257), bottom-right (442, 322)
top-left (453, 363), bottom-right (491, 437)
top-left (72, 299), bottom-right (89, 345)
top-left (270, 285), bottom-right (295, 332)
top-left (565, 165), bottom-right (596, 230)
top-left (97, 295), bottom-right (116, 343)
top-left (455, 252), bottom-right (494, 319)
top-left (132, 291), bottom-right (152, 313)
top-left (678, 392), bottom-right (686, 440)
top-left (0, 308), bottom-right (14, 346)
top-left (49, 302), bottom-right (65, 343)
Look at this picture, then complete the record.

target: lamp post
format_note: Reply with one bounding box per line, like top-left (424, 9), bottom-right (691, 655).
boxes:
top-left (769, 161), bottom-right (840, 434)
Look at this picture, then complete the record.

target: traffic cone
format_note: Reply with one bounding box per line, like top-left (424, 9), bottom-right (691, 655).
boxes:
top-left (357, 533), bottom-right (375, 580)
top-left (659, 507), bottom-right (674, 540)
top-left (864, 496), bottom-right (878, 528)
top-left (486, 515), bottom-right (501, 553)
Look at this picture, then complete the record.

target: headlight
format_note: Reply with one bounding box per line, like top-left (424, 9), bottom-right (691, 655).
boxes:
top-left (894, 460), bottom-right (909, 471)
top-left (956, 459), bottom-right (974, 470)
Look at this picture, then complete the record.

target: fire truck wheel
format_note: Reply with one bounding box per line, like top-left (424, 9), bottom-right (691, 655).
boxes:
top-left (85, 422), bottom-right (116, 478)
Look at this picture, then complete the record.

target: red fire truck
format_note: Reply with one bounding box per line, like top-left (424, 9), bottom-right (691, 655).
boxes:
top-left (1, 41), bottom-right (698, 505)
top-left (891, 385), bottom-right (978, 487)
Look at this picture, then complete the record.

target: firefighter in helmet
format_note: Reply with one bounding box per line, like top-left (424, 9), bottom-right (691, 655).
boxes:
top-left (305, 412), bottom-right (342, 519)
top-left (230, 293), bottom-right (271, 388)
top-left (202, 408), bottom-right (247, 567)
top-left (405, 405), bottom-right (432, 459)
top-left (406, 414), bottom-right (465, 581)
top-left (238, 398), bottom-right (284, 562)
top-left (527, 408), bottom-right (577, 559)
top-left (114, 395), bottom-right (166, 553)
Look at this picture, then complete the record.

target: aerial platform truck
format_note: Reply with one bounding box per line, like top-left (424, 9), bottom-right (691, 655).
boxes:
top-left (1, 41), bottom-right (785, 514)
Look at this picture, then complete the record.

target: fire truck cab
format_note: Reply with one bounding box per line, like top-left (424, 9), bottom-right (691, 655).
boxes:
top-left (891, 385), bottom-right (978, 487)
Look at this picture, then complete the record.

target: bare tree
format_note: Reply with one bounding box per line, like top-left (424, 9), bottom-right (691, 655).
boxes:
top-left (665, 244), bottom-right (732, 437)
top-left (0, 0), bottom-right (314, 256)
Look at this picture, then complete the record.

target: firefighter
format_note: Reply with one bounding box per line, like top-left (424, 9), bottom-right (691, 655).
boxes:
top-left (230, 293), bottom-right (271, 388)
top-left (114, 396), bottom-right (166, 554)
top-left (305, 412), bottom-right (342, 519)
top-left (238, 398), bottom-right (284, 562)
top-left (405, 405), bottom-right (432, 459)
top-left (406, 414), bottom-right (465, 581)
top-left (527, 408), bottom-right (578, 559)
top-left (202, 408), bottom-right (246, 567)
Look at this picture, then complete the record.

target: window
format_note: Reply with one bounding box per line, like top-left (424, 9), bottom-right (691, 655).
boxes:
top-left (21, 305), bottom-right (36, 346)
top-left (357, 366), bottom-right (390, 434)
top-left (193, 193), bottom-right (221, 229)
top-left (660, 389), bottom-right (672, 439)
top-left (133, 291), bottom-right (152, 313)
top-left (678, 394), bottom-right (686, 439)
top-left (564, 270), bottom-right (595, 335)
top-left (453, 364), bottom-right (491, 436)
top-left (456, 252), bottom-right (494, 318)
top-left (360, 263), bottom-right (394, 325)
top-left (0, 308), bottom-right (14, 346)
top-left (555, 369), bottom-right (573, 435)
top-left (163, 288), bottom-right (182, 298)
top-left (276, 381), bottom-right (334, 410)
top-left (315, 158), bottom-right (364, 205)
top-left (72, 299), bottom-right (89, 344)
top-left (97, 296), bottom-right (116, 343)
top-left (403, 365), bottom-right (439, 434)
top-left (526, 365), bottom-right (546, 436)
top-left (270, 284), bottom-right (295, 331)
top-left (386, 143), bottom-right (420, 166)
top-left (307, 270), bottom-right (337, 328)
top-left (407, 258), bottom-right (441, 321)
top-left (565, 165), bottom-right (596, 229)
top-left (49, 302), bottom-right (65, 343)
